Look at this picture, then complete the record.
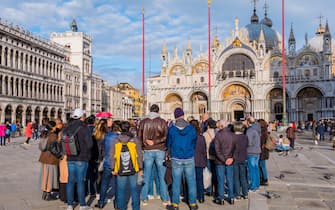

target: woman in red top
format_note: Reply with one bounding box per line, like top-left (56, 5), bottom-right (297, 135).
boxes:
top-left (25, 121), bottom-right (33, 144)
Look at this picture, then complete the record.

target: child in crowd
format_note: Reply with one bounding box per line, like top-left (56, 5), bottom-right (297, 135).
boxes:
top-left (276, 134), bottom-right (290, 156)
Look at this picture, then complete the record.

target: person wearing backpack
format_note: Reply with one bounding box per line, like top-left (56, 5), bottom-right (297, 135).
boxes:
top-left (110, 121), bottom-right (143, 210)
top-left (65, 109), bottom-right (93, 210)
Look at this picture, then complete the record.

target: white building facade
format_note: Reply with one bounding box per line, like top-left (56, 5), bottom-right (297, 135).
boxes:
top-left (107, 86), bottom-right (134, 120)
top-left (147, 8), bottom-right (335, 122)
top-left (0, 19), bottom-right (104, 124)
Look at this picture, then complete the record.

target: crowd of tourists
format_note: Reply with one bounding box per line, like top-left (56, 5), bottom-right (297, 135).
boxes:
top-left (0, 119), bottom-right (43, 146)
top-left (36, 105), bottom-right (304, 210)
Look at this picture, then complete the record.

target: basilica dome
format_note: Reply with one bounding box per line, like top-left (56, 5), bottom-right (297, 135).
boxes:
top-left (309, 34), bottom-right (335, 52)
top-left (244, 22), bottom-right (279, 50)
top-left (243, 7), bottom-right (280, 51)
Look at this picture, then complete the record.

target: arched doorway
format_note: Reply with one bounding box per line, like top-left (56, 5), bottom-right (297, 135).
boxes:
top-left (297, 87), bottom-right (323, 121)
top-left (5, 105), bottom-right (12, 123)
top-left (58, 109), bottom-right (62, 120)
top-left (26, 106), bottom-right (32, 124)
top-left (190, 91), bottom-right (208, 119)
top-left (35, 107), bottom-right (41, 123)
top-left (165, 93), bottom-right (183, 117)
top-left (231, 103), bottom-right (244, 121)
top-left (221, 84), bottom-right (251, 121)
top-left (50, 108), bottom-right (56, 121)
top-left (42, 107), bottom-right (49, 121)
top-left (16, 105), bottom-right (23, 124)
top-left (267, 88), bottom-right (289, 122)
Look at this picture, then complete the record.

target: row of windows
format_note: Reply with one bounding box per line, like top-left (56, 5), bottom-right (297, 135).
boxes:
top-left (0, 33), bottom-right (62, 60)
top-left (175, 77), bottom-right (205, 85)
top-left (0, 75), bottom-right (63, 101)
top-left (65, 74), bottom-right (80, 83)
top-left (0, 45), bottom-right (63, 79)
top-left (65, 84), bottom-right (80, 97)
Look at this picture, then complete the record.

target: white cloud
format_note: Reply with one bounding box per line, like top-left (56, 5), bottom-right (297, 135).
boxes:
top-left (1, 0), bottom-right (335, 89)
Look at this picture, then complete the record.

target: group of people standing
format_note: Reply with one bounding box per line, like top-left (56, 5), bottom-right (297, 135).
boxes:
top-left (37, 105), bottom-right (271, 210)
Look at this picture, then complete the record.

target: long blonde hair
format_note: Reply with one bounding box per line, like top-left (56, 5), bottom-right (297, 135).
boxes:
top-left (94, 119), bottom-right (108, 140)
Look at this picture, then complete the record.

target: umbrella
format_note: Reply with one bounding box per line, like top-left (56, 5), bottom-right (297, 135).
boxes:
top-left (96, 112), bottom-right (112, 119)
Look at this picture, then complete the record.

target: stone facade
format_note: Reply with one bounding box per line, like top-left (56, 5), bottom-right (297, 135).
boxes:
top-left (0, 19), bottom-right (104, 125)
top-left (147, 10), bottom-right (335, 122)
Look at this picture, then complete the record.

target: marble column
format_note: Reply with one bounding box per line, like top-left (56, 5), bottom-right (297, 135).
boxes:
top-left (1, 48), bottom-right (5, 65)
top-left (11, 105), bottom-right (16, 123)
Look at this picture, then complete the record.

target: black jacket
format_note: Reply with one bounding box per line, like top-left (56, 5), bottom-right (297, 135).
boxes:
top-left (194, 135), bottom-right (207, 167)
top-left (65, 119), bottom-right (93, 162)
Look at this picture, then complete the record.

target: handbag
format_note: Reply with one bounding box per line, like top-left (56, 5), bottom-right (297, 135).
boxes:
top-left (38, 137), bottom-right (48, 151)
top-left (265, 136), bottom-right (276, 150)
top-left (203, 167), bottom-right (212, 189)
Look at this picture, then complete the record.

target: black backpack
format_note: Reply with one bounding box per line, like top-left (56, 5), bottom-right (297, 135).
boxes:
top-left (118, 143), bottom-right (136, 176)
top-left (61, 126), bottom-right (81, 156)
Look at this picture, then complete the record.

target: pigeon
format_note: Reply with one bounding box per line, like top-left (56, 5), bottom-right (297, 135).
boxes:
top-left (275, 174), bottom-right (285, 180)
top-left (295, 154), bottom-right (299, 157)
top-left (324, 175), bottom-right (332, 180)
top-left (265, 191), bottom-right (281, 199)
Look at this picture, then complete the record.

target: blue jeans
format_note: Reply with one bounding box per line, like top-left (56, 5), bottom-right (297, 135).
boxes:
top-left (33, 130), bottom-right (38, 139)
top-left (247, 155), bottom-right (260, 191)
top-left (259, 160), bottom-right (268, 181)
top-left (98, 167), bottom-right (116, 206)
top-left (67, 161), bottom-right (89, 206)
top-left (171, 159), bottom-right (197, 205)
top-left (141, 150), bottom-right (169, 201)
top-left (148, 163), bottom-right (160, 197)
top-left (289, 138), bottom-right (295, 148)
top-left (116, 173), bottom-right (140, 210)
top-left (216, 164), bottom-right (234, 200)
top-left (233, 162), bottom-right (248, 197)
top-left (195, 167), bottom-right (204, 200)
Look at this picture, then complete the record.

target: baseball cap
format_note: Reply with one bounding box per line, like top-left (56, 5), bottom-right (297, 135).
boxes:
top-left (72, 108), bottom-right (86, 119)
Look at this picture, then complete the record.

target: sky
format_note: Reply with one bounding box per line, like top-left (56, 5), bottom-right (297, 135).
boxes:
top-left (1, 0), bottom-right (335, 90)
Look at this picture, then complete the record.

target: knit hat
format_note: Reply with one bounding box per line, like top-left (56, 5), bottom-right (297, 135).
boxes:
top-left (174, 107), bottom-right (184, 119)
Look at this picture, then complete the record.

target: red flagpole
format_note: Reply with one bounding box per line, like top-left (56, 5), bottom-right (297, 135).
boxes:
top-left (142, 7), bottom-right (145, 96)
top-left (208, 0), bottom-right (211, 111)
top-left (281, 0), bottom-right (287, 124)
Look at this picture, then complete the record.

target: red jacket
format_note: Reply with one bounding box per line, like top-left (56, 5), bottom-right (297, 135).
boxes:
top-left (25, 122), bottom-right (33, 138)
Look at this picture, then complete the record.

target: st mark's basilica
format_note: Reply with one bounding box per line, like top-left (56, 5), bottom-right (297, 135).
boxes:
top-left (147, 4), bottom-right (335, 122)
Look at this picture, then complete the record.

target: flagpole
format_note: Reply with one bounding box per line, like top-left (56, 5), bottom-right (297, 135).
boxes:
top-left (142, 7), bottom-right (145, 96)
top-left (281, 0), bottom-right (287, 125)
top-left (208, 0), bottom-right (211, 114)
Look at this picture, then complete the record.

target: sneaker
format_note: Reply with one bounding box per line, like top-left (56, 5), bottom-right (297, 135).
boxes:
top-left (166, 204), bottom-right (179, 210)
top-left (141, 200), bottom-right (148, 206)
top-left (156, 195), bottom-right (161, 200)
top-left (66, 205), bottom-right (73, 210)
top-left (162, 200), bottom-right (170, 206)
top-left (79, 206), bottom-right (93, 210)
top-left (189, 203), bottom-right (199, 210)
top-left (148, 195), bottom-right (155, 200)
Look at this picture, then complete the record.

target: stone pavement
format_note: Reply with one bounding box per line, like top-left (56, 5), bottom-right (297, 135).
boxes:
top-left (0, 131), bottom-right (335, 210)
